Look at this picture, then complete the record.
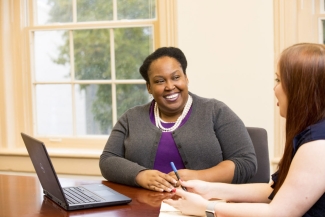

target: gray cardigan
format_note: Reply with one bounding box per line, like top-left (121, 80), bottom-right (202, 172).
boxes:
top-left (99, 92), bottom-right (257, 186)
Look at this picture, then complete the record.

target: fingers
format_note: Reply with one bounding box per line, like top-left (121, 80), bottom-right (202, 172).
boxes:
top-left (150, 185), bottom-right (164, 192)
top-left (163, 191), bottom-right (208, 217)
top-left (163, 190), bottom-right (187, 210)
top-left (163, 199), bottom-right (180, 208)
top-left (179, 179), bottom-right (189, 187)
top-left (151, 176), bottom-right (176, 192)
top-left (164, 173), bottom-right (178, 185)
top-left (138, 170), bottom-right (178, 192)
top-left (167, 171), bottom-right (178, 181)
top-left (149, 181), bottom-right (173, 192)
top-left (179, 179), bottom-right (197, 189)
top-left (173, 188), bottom-right (188, 198)
top-left (167, 172), bottom-right (181, 188)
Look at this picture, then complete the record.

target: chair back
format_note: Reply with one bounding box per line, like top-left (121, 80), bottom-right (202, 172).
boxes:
top-left (246, 127), bottom-right (270, 183)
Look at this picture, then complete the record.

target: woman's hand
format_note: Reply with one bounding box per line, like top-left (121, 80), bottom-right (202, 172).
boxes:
top-left (136, 170), bottom-right (178, 192)
top-left (177, 179), bottom-right (214, 199)
top-left (167, 171), bottom-right (215, 199)
top-left (163, 188), bottom-right (209, 216)
top-left (167, 169), bottom-right (199, 181)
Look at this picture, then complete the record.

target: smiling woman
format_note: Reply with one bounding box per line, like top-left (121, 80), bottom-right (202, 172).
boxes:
top-left (148, 56), bottom-right (190, 127)
top-left (99, 47), bottom-right (257, 192)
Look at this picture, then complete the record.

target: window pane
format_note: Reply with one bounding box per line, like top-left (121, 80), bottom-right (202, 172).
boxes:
top-left (35, 85), bottom-right (72, 135)
top-left (75, 84), bottom-right (112, 135)
top-left (74, 29), bottom-right (111, 80)
top-left (36, 0), bottom-right (72, 25)
top-left (116, 84), bottom-right (150, 118)
top-left (115, 27), bottom-right (153, 79)
top-left (117, 0), bottom-right (156, 20)
top-left (34, 31), bottom-right (70, 81)
top-left (77, 0), bottom-right (113, 22)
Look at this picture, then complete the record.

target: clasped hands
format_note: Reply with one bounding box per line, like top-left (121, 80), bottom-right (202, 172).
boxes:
top-left (164, 179), bottom-right (219, 217)
top-left (136, 169), bottom-right (220, 216)
top-left (135, 168), bottom-right (197, 192)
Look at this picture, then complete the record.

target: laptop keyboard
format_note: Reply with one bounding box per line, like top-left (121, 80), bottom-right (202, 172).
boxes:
top-left (63, 187), bottom-right (103, 204)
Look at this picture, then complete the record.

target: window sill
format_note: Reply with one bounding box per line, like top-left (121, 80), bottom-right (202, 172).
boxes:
top-left (0, 148), bottom-right (103, 176)
top-left (0, 147), bottom-right (102, 158)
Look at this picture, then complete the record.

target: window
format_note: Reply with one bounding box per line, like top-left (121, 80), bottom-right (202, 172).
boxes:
top-left (0, 0), bottom-right (177, 150)
top-left (32, 0), bottom-right (155, 138)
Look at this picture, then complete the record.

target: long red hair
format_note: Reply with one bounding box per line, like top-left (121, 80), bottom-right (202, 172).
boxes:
top-left (274, 43), bottom-right (325, 194)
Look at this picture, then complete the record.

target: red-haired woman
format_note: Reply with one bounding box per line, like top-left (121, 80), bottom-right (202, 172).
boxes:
top-left (164, 43), bottom-right (325, 217)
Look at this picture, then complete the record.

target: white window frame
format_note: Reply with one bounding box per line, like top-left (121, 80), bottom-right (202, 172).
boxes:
top-left (0, 0), bottom-right (178, 152)
top-left (318, 17), bottom-right (324, 43)
top-left (320, 0), bottom-right (325, 13)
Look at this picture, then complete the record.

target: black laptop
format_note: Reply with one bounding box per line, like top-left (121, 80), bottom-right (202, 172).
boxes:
top-left (21, 132), bottom-right (132, 211)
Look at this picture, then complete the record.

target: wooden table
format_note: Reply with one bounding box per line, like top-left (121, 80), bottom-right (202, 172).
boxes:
top-left (0, 174), bottom-right (175, 217)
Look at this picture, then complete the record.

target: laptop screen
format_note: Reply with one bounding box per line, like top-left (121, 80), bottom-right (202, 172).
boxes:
top-left (21, 133), bottom-right (67, 204)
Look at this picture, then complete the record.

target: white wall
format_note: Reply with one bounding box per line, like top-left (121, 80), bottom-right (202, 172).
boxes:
top-left (176, 0), bottom-right (275, 159)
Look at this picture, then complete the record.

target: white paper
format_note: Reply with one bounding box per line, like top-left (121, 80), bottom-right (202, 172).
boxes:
top-left (159, 202), bottom-right (198, 217)
top-left (159, 200), bottom-right (226, 217)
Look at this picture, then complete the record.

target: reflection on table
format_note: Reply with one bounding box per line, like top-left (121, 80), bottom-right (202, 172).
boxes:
top-left (0, 174), bottom-right (176, 217)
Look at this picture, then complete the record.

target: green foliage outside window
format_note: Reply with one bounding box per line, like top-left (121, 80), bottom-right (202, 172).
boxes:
top-left (43, 0), bottom-right (154, 134)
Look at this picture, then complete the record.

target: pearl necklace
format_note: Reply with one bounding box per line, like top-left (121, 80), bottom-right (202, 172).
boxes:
top-left (154, 95), bottom-right (193, 132)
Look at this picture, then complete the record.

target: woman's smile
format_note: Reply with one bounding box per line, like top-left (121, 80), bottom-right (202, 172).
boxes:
top-left (165, 93), bottom-right (179, 102)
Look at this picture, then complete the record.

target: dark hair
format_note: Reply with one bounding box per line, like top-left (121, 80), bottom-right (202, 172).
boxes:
top-left (274, 43), bottom-right (325, 194)
top-left (139, 47), bottom-right (187, 83)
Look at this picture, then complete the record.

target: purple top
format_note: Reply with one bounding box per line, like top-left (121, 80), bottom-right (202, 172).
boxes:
top-left (149, 101), bottom-right (192, 173)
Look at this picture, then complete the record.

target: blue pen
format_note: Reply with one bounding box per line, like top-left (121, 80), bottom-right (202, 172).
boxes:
top-left (170, 162), bottom-right (187, 191)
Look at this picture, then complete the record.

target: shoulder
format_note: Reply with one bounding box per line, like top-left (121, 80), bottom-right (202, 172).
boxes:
top-left (294, 118), bottom-right (325, 153)
top-left (309, 118), bottom-right (325, 140)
